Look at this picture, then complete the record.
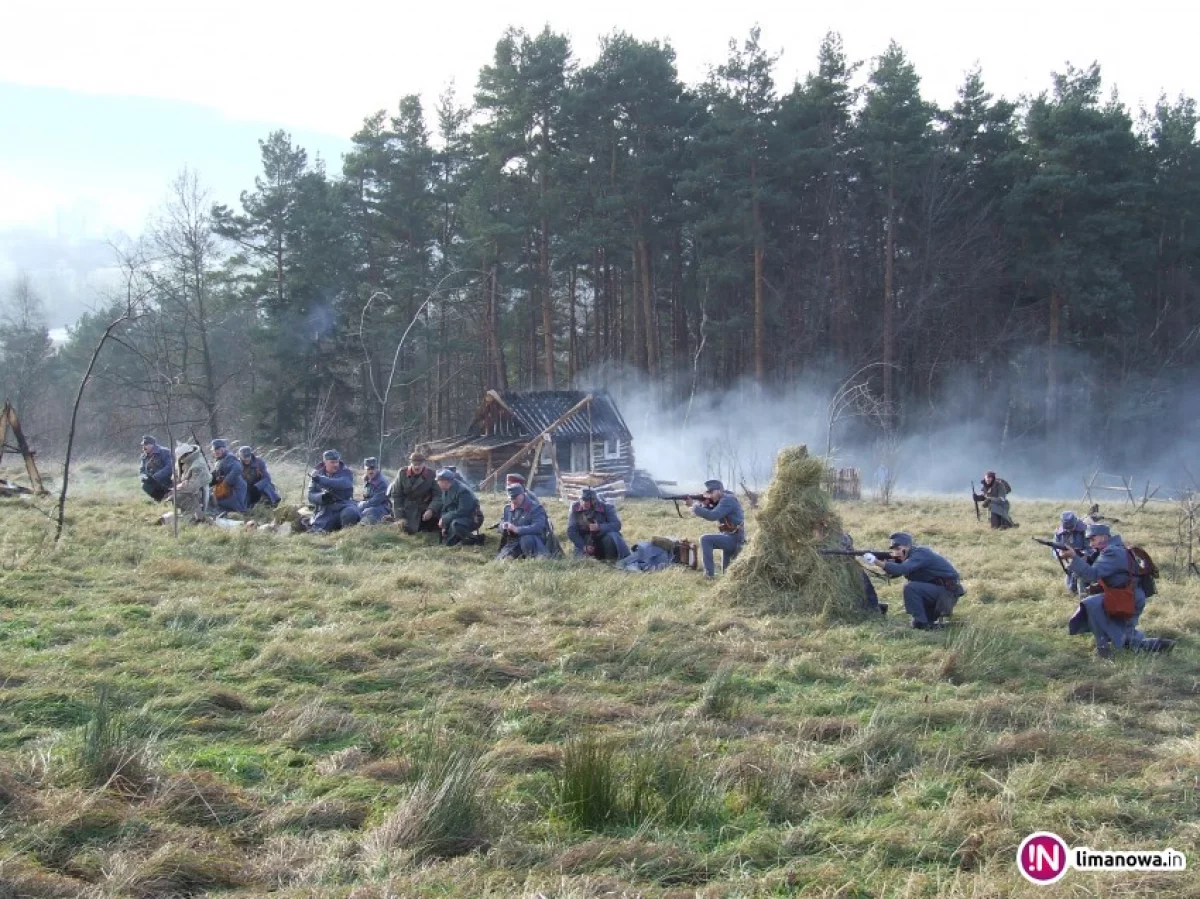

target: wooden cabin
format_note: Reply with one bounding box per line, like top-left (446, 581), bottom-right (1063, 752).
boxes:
top-left (418, 390), bottom-right (635, 493)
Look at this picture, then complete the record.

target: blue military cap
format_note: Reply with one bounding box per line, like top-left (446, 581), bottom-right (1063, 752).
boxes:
top-left (363, 457), bottom-right (379, 469)
top-left (704, 479), bottom-right (724, 492)
top-left (211, 438), bottom-right (228, 450)
top-left (322, 449), bottom-right (341, 462)
top-left (237, 445), bottom-right (254, 459)
top-left (141, 435), bottom-right (156, 446)
top-left (506, 483), bottom-right (524, 496)
top-left (580, 487), bottom-right (597, 502)
top-left (1061, 510), bottom-right (1077, 524)
top-left (435, 468), bottom-right (455, 481)
top-left (1085, 523), bottom-right (1111, 539)
top-left (889, 531), bottom-right (913, 548)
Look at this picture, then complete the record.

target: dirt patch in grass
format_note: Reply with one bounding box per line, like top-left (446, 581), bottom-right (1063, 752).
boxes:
top-left (551, 837), bottom-right (708, 885)
top-left (798, 716), bottom-right (860, 743)
top-left (359, 758), bottom-right (414, 783)
top-left (118, 843), bottom-right (247, 897)
top-left (971, 728), bottom-right (1058, 767)
top-left (263, 799), bottom-right (370, 833)
top-left (447, 654), bottom-right (537, 686)
top-left (155, 771), bottom-right (260, 827)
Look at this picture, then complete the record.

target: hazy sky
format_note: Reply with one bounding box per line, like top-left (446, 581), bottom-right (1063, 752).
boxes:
top-left (3, 0), bottom-right (1198, 325)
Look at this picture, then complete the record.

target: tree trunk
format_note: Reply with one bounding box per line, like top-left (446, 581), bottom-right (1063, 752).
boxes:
top-left (1047, 290), bottom-right (1061, 432)
top-left (637, 235), bottom-right (658, 377)
top-left (568, 265), bottom-right (578, 384)
top-left (752, 159), bottom-right (766, 385)
top-left (883, 181), bottom-right (896, 410)
top-left (540, 213), bottom-right (555, 388)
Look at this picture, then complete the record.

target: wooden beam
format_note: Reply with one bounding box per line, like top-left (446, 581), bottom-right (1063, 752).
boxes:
top-left (0, 400), bottom-right (47, 495)
top-left (478, 394), bottom-right (593, 490)
top-left (526, 436), bottom-right (543, 490)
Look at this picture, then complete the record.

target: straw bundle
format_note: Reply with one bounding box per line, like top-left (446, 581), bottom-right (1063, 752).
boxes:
top-left (717, 445), bottom-right (867, 621)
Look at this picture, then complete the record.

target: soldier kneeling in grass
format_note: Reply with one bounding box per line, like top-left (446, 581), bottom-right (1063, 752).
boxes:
top-left (496, 483), bottom-right (552, 560)
top-left (1059, 523), bottom-right (1174, 658)
top-left (869, 532), bottom-right (964, 630)
top-left (424, 469), bottom-right (485, 546)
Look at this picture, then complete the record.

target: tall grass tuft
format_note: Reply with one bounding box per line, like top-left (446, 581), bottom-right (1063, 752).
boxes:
top-left (362, 736), bottom-right (490, 868)
top-left (66, 685), bottom-right (157, 790)
top-left (696, 664), bottom-right (740, 720)
top-left (557, 736), bottom-right (622, 832)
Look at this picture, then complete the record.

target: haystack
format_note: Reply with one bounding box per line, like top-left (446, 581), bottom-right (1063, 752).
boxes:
top-left (717, 445), bottom-right (867, 621)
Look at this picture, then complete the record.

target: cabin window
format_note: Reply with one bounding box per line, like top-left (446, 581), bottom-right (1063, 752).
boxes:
top-left (603, 438), bottom-right (621, 460)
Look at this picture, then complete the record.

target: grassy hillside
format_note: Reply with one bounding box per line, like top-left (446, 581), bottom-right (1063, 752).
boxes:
top-left (1, 466), bottom-right (1197, 897)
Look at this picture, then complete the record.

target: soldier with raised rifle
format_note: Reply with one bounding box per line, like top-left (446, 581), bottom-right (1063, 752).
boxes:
top-left (692, 479), bottom-right (745, 579)
top-left (1053, 511), bottom-right (1089, 594)
top-left (1058, 523), bottom-right (1173, 658)
top-left (567, 487), bottom-right (629, 561)
top-left (867, 532), bottom-right (964, 630)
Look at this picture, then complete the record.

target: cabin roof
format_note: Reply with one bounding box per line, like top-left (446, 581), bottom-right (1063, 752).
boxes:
top-left (471, 390), bottom-right (633, 442)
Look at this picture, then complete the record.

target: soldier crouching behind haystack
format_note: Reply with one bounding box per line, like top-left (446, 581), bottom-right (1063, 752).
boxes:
top-left (871, 532), bottom-right (965, 629)
top-left (567, 487), bottom-right (629, 561)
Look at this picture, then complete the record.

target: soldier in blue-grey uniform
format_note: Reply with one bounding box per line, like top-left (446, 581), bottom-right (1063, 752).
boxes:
top-left (1060, 523), bottom-right (1166, 658)
top-left (692, 479), bottom-right (745, 578)
top-left (1054, 510), bottom-right (1090, 594)
top-left (567, 487), bottom-right (629, 561)
top-left (876, 532), bottom-right (965, 629)
top-left (496, 483), bottom-right (551, 559)
top-left (424, 468), bottom-right (483, 546)
top-left (139, 435), bottom-right (174, 502)
top-left (238, 446), bottom-right (282, 508)
top-left (307, 449), bottom-right (356, 533)
top-left (210, 439), bottom-right (248, 513)
top-left (506, 473), bottom-right (540, 505)
top-left (343, 457), bottom-right (391, 527)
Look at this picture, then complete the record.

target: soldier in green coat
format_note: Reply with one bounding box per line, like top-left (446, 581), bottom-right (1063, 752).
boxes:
top-left (389, 452), bottom-right (439, 535)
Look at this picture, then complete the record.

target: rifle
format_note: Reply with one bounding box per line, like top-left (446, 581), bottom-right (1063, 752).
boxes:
top-left (819, 549), bottom-right (898, 564)
top-left (970, 482), bottom-right (980, 521)
top-left (1032, 537), bottom-right (1073, 574)
top-left (660, 493), bottom-right (712, 518)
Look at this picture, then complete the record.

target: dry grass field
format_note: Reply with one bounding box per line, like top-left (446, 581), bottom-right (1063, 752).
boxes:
top-left (0, 460), bottom-right (1197, 897)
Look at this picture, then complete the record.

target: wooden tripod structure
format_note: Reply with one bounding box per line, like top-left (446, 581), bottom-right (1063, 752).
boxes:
top-left (0, 399), bottom-right (48, 496)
